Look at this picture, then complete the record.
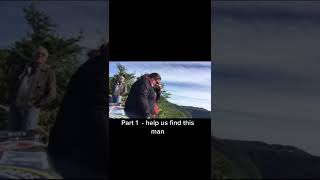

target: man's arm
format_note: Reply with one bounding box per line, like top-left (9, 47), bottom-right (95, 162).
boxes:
top-left (123, 83), bottom-right (127, 95)
top-left (36, 70), bottom-right (57, 107)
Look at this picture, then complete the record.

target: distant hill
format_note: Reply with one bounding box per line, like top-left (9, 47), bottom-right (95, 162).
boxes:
top-left (158, 97), bottom-right (191, 118)
top-left (212, 137), bottom-right (320, 179)
top-left (158, 97), bottom-right (211, 119)
top-left (212, 137), bottom-right (261, 179)
top-left (180, 105), bottom-right (211, 118)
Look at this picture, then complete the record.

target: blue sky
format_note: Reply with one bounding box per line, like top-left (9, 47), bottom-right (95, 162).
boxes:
top-left (0, 1), bottom-right (108, 58)
top-left (213, 1), bottom-right (320, 155)
top-left (109, 61), bottom-right (211, 111)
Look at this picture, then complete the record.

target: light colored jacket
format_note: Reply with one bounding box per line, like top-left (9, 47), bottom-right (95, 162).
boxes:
top-left (112, 81), bottom-right (127, 96)
top-left (11, 63), bottom-right (56, 107)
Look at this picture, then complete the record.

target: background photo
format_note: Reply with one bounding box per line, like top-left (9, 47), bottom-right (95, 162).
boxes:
top-left (109, 61), bottom-right (211, 119)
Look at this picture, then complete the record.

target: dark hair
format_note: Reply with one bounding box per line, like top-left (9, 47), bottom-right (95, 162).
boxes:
top-left (148, 73), bottom-right (161, 80)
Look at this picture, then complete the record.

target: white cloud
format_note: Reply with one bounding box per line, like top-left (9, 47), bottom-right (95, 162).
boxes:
top-left (119, 61), bottom-right (211, 86)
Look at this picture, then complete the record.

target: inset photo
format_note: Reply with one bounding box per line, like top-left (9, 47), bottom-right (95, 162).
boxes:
top-left (109, 61), bottom-right (211, 119)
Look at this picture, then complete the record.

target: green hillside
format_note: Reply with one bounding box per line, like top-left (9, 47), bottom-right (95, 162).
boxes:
top-left (157, 97), bottom-right (212, 119)
top-left (212, 137), bottom-right (262, 179)
top-left (212, 137), bottom-right (320, 179)
top-left (157, 97), bottom-right (192, 118)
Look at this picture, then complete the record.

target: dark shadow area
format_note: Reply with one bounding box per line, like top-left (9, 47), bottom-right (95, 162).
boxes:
top-left (48, 44), bottom-right (109, 178)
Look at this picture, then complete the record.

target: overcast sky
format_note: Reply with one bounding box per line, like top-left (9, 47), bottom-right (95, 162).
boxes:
top-left (0, 1), bottom-right (108, 53)
top-left (213, 1), bottom-right (320, 156)
top-left (110, 61), bottom-right (211, 111)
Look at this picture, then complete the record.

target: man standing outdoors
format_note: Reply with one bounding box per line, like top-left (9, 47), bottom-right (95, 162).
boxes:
top-left (111, 75), bottom-right (127, 104)
top-left (8, 46), bottom-right (56, 131)
top-left (125, 73), bottom-right (161, 119)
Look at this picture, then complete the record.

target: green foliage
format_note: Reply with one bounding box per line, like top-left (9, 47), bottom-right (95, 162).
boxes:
top-left (212, 150), bottom-right (233, 179)
top-left (38, 108), bottom-right (58, 133)
top-left (160, 84), bottom-right (171, 99)
top-left (23, 4), bottom-right (56, 42)
top-left (157, 97), bottom-right (191, 118)
top-left (211, 138), bottom-right (262, 179)
top-left (0, 50), bottom-right (11, 104)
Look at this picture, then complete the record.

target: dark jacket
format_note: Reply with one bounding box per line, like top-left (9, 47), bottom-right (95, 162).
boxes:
top-left (48, 43), bottom-right (109, 178)
top-left (125, 76), bottom-right (160, 118)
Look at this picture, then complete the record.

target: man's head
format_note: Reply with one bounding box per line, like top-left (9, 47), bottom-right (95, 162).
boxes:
top-left (118, 75), bottom-right (125, 83)
top-left (34, 46), bottom-right (49, 64)
top-left (148, 73), bottom-right (161, 87)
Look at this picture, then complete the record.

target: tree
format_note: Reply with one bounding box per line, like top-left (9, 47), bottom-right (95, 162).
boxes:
top-left (0, 4), bottom-right (84, 132)
top-left (160, 84), bottom-right (171, 99)
top-left (109, 63), bottom-right (135, 103)
top-left (3, 4), bottom-right (83, 107)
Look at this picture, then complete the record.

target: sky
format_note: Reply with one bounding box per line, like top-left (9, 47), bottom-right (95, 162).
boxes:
top-left (109, 61), bottom-right (211, 111)
top-left (212, 1), bottom-right (320, 156)
top-left (0, 1), bottom-right (108, 56)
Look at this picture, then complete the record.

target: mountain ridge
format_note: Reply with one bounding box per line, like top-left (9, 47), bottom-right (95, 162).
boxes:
top-left (158, 97), bottom-right (211, 118)
top-left (212, 137), bottom-right (320, 179)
